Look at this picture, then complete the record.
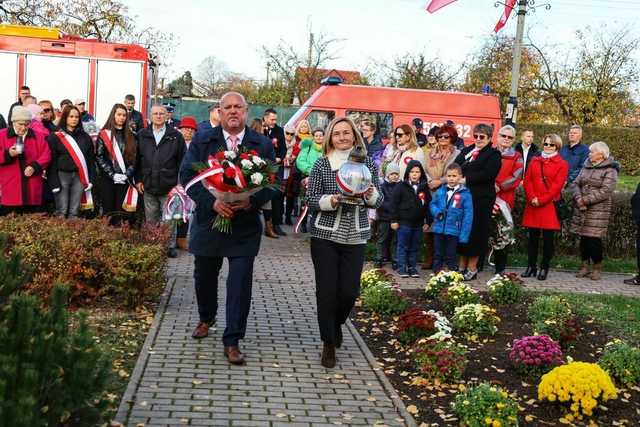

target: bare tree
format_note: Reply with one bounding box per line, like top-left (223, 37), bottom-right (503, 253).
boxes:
top-left (193, 56), bottom-right (232, 97)
top-left (378, 53), bottom-right (462, 91)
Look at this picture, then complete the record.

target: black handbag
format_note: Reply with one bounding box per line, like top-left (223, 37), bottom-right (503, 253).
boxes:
top-left (540, 162), bottom-right (569, 221)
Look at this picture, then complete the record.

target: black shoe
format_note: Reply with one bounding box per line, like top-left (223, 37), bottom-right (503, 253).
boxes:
top-left (274, 225), bottom-right (287, 236)
top-left (335, 326), bottom-right (343, 349)
top-left (624, 275), bottom-right (640, 285)
top-left (167, 248), bottom-right (178, 258)
top-left (521, 266), bottom-right (537, 278)
top-left (463, 270), bottom-right (478, 281)
top-left (374, 260), bottom-right (383, 268)
top-left (537, 269), bottom-right (548, 281)
top-left (495, 269), bottom-right (505, 276)
top-left (391, 262), bottom-right (398, 271)
top-left (300, 223), bottom-right (307, 233)
top-left (409, 268), bottom-right (420, 278)
top-left (399, 267), bottom-right (409, 278)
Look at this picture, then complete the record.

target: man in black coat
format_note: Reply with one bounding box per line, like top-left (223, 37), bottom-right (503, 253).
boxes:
top-left (124, 94), bottom-right (146, 135)
top-left (179, 92), bottom-right (276, 365)
top-left (197, 102), bottom-right (221, 133)
top-left (7, 85), bottom-right (31, 127)
top-left (135, 105), bottom-right (186, 257)
top-left (262, 107), bottom-right (287, 236)
top-left (514, 129), bottom-right (539, 174)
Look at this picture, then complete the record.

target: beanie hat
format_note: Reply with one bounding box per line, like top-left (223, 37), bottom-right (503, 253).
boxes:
top-left (11, 106), bottom-right (32, 122)
top-left (385, 162), bottom-right (400, 179)
top-left (178, 116), bottom-right (198, 130)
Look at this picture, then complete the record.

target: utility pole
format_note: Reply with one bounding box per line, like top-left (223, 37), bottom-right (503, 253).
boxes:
top-left (505, 0), bottom-right (527, 126)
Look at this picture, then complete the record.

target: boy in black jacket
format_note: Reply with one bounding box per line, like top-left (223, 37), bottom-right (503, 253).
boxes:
top-left (625, 183), bottom-right (640, 286)
top-left (375, 163), bottom-right (401, 269)
top-left (391, 160), bottom-right (432, 278)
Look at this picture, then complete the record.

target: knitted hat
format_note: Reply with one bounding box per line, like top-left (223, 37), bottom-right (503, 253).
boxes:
top-left (11, 106), bottom-right (32, 122)
top-left (179, 116), bottom-right (198, 130)
top-left (385, 162), bottom-right (400, 178)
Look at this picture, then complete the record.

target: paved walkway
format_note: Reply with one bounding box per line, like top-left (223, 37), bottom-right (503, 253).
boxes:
top-left (116, 226), bottom-right (412, 427)
top-left (116, 228), bottom-right (640, 427)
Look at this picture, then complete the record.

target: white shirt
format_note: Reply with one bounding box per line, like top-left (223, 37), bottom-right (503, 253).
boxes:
top-left (152, 125), bottom-right (166, 145)
top-left (446, 184), bottom-right (460, 202)
top-left (521, 144), bottom-right (531, 167)
top-left (222, 128), bottom-right (246, 151)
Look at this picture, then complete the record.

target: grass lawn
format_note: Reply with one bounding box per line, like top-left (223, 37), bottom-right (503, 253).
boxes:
top-left (617, 174), bottom-right (640, 192)
top-left (529, 290), bottom-right (640, 344)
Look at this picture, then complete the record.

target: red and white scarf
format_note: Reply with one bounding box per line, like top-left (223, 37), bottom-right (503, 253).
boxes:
top-left (55, 131), bottom-right (94, 210)
top-left (99, 129), bottom-right (138, 212)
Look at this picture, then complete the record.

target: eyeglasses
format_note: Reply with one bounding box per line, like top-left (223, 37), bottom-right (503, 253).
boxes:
top-left (437, 134), bottom-right (450, 140)
top-left (543, 142), bottom-right (556, 148)
top-left (473, 134), bottom-right (488, 141)
top-left (499, 134), bottom-right (514, 140)
top-left (285, 132), bottom-right (294, 136)
top-left (42, 108), bottom-right (52, 113)
top-left (395, 132), bottom-right (406, 138)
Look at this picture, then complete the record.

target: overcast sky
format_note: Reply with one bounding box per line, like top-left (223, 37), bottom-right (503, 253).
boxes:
top-left (125, 0), bottom-right (640, 83)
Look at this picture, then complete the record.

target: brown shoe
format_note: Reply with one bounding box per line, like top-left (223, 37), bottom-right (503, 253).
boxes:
top-left (590, 263), bottom-right (602, 280)
top-left (264, 220), bottom-right (279, 238)
top-left (191, 322), bottom-right (210, 339)
top-left (321, 342), bottom-right (336, 368)
top-left (224, 346), bottom-right (246, 365)
top-left (176, 237), bottom-right (188, 250)
top-left (576, 261), bottom-right (590, 278)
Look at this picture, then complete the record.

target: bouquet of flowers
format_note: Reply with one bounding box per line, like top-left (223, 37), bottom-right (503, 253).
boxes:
top-left (185, 148), bottom-right (279, 233)
top-left (489, 197), bottom-right (515, 252)
top-left (162, 185), bottom-right (194, 224)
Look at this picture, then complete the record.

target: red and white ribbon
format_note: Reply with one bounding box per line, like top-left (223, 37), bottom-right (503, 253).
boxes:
top-left (99, 129), bottom-right (138, 212)
top-left (184, 155), bottom-right (247, 194)
top-left (55, 131), bottom-right (93, 210)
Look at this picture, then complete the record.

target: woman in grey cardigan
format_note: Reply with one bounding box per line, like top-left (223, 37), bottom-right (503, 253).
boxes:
top-left (306, 117), bottom-right (383, 368)
top-left (569, 141), bottom-right (619, 280)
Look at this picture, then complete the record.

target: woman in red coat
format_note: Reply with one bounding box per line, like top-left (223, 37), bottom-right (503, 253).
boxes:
top-left (493, 125), bottom-right (524, 273)
top-left (521, 134), bottom-right (568, 281)
top-left (0, 106), bottom-right (52, 215)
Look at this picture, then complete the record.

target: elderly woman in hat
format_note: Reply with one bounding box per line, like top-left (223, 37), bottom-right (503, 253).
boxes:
top-left (0, 106), bottom-right (51, 215)
top-left (175, 116), bottom-right (199, 249)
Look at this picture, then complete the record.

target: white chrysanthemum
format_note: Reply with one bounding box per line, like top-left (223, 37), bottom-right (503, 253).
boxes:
top-left (224, 150), bottom-right (236, 159)
top-left (240, 159), bottom-right (253, 169)
top-left (250, 173), bottom-right (264, 185)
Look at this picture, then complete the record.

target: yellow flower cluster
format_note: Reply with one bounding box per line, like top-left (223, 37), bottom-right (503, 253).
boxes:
top-left (538, 361), bottom-right (618, 418)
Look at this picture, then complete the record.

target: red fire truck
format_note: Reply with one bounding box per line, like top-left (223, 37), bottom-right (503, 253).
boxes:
top-left (0, 24), bottom-right (156, 124)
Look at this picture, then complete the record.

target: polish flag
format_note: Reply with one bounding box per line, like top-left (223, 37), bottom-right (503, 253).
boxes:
top-left (494, 0), bottom-right (517, 32)
top-left (425, 0), bottom-right (457, 13)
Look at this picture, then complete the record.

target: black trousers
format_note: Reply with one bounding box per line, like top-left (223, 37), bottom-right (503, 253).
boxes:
top-left (271, 190), bottom-right (284, 226)
top-left (528, 228), bottom-right (555, 269)
top-left (194, 255), bottom-right (254, 346)
top-left (493, 248), bottom-right (508, 273)
top-left (100, 176), bottom-right (134, 226)
top-left (636, 225), bottom-right (640, 273)
top-left (310, 238), bottom-right (365, 345)
top-left (580, 236), bottom-right (603, 264)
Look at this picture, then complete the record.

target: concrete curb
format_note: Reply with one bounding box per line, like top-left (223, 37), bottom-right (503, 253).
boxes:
top-left (346, 319), bottom-right (418, 427)
top-left (114, 276), bottom-right (177, 424)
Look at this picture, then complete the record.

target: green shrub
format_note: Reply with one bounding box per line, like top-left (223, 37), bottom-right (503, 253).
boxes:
top-left (438, 282), bottom-right (480, 313)
top-left (598, 340), bottom-right (640, 387)
top-left (452, 383), bottom-right (519, 427)
top-left (361, 282), bottom-right (408, 315)
top-left (360, 268), bottom-right (393, 291)
top-left (0, 215), bottom-right (167, 307)
top-left (412, 339), bottom-right (468, 383)
top-left (425, 270), bottom-right (464, 298)
top-left (528, 296), bottom-right (579, 343)
top-left (487, 273), bottom-right (524, 305)
top-left (452, 304), bottom-right (501, 337)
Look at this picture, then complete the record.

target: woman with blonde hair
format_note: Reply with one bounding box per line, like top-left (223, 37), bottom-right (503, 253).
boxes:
top-left (295, 119), bottom-right (312, 143)
top-left (306, 117), bottom-right (382, 368)
top-left (388, 124), bottom-right (426, 178)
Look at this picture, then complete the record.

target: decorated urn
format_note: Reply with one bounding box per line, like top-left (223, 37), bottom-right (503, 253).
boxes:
top-left (336, 145), bottom-right (372, 203)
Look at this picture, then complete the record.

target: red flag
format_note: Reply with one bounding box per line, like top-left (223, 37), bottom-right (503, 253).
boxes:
top-left (426, 0), bottom-right (457, 13)
top-left (494, 0), bottom-right (517, 32)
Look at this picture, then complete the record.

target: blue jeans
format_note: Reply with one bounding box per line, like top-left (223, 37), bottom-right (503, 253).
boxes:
top-left (396, 225), bottom-right (422, 271)
top-left (433, 233), bottom-right (459, 272)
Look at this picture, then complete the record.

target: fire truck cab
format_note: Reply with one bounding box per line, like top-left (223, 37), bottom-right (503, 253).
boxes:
top-left (0, 24), bottom-right (155, 125)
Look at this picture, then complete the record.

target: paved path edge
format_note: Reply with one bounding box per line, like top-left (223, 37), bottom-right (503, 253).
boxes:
top-left (346, 319), bottom-right (418, 427)
top-left (115, 276), bottom-right (177, 424)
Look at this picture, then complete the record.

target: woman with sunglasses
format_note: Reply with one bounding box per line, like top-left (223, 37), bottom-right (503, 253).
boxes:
top-left (39, 100), bottom-right (58, 133)
top-left (283, 124), bottom-right (299, 225)
top-left (492, 125), bottom-right (524, 274)
top-left (389, 124), bottom-right (425, 178)
top-left (521, 134), bottom-right (568, 281)
top-left (454, 123), bottom-right (502, 281)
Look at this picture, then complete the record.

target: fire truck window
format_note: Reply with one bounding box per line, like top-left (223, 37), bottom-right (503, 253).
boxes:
top-left (307, 110), bottom-right (335, 131)
top-left (347, 111), bottom-right (393, 140)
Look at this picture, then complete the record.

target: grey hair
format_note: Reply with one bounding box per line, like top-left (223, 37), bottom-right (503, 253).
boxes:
top-left (151, 104), bottom-right (167, 112)
top-left (220, 91), bottom-right (248, 107)
top-left (589, 141), bottom-right (610, 159)
top-left (498, 125), bottom-right (516, 136)
top-left (570, 124), bottom-right (582, 132)
top-left (473, 123), bottom-right (494, 138)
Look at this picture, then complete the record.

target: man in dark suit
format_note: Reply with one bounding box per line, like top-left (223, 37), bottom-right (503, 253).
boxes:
top-left (514, 129), bottom-right (539, 175)
top-left (179, 92), bottom-right (276, 365)
top-left (262, 108), bottom-right (287, 236)
top-left (197, 102), bottom-right (221, 133)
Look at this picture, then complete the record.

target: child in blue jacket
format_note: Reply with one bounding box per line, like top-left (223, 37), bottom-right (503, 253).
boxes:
top-left (429, 163), bottom-right (473, 273)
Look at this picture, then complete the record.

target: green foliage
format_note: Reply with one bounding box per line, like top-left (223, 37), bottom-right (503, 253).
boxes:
top-left (425, 271), bottom-right (465, 299)
top-left (452, 304), bottom-right (501, 337)
top-left (598, 340), bottom-right (640, 387)
top-left (0, 215), bottom-right (167, 308)
top-left (438, 282), bottom-right (481, 313)
top-left (360, 268), bottom-right (394, 291)
top-left (360, 282), bottom-right (408, 315)
top-left (487, 274), bottom-right (524, 305)
top-left (452, 383), bottom-right (519, 427)
top-left (412, 339), bottom-right (468, 383)
top-left (0, 234), bottom-right (32, 305)
top-left (528, 296), bottom-right (579, 343)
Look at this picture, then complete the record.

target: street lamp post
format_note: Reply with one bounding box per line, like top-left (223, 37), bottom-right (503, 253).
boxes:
top-left (504, 0), bottom-right (527, 126)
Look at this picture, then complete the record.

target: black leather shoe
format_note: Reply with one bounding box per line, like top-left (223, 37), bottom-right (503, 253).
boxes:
top-left (274, 225), bottom-right (287, 236)
top-left (521, 266), bottom-right (537, 278)
top-left (321, 343), bottom-right (336, 368)
top-left (167, 248), bottom-right (178, 258)
top-left (335, 326), bottom-right (343, 349)
top-left (537, 269), bottom-right (548, 281)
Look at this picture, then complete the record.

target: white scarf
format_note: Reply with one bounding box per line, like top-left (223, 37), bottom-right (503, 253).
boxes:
top-left (328, 148), bottom-right (352, 171)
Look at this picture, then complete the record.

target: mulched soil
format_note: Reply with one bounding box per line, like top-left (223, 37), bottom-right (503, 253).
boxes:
top-left (351, 290), bottom-right (640, 427)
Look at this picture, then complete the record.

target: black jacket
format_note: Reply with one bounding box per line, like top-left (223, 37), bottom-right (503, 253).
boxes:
top-left (7, 100), bottom-right (21, 127)
top-left (127, 109), bottom-right (146, 134)
top-left (377, 180), bottom-right (398, 221)
top-left (515, 142), bottom-right (540, 172)
top-left (135, 125), bottom-right (186, 196)
top-left (42, 120), bottom-right (57, 133)
top-left (454, 144), bottom-right (502, 200)
top-left (179, 125), bottom-right (277, 257)
top-left (46, 128), bottom-right (97, 190)
top-left (96, 128), bottom-right (136, 179)
top-left (264, 124), bottom-right (287, 160)
top-left (390, 160), bottom-right (432, 227)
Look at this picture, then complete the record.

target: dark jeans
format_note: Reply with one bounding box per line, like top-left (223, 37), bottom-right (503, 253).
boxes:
top-left (272, 190), bottom-right (284, 226)
top-left (53, 171), bottom-right (84, 218)
top-left (194, 255), bottom-right (255, 346)
top-left (310, 238), bottom-right (365, 345)
top-left (528, 228), bottom-right (555, 269)
top-left (580, 236), bottom-right (603, 264)
top-left (433, 233), bottom-right (459, 272)
top-left (375, 220), bottom-right (396, 262)
top-left (285, 196), bottom-right (298, 219)
top-left (396, 225), bottom-right (422, 270)
top-left (493, 248), bottom-right (508, 274)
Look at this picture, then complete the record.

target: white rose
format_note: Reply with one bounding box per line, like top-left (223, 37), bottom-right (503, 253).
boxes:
top-left (224, 150), bottom-right (236, 159)
top-left (250, 173), bottom-right (264, 185)
top-left (240, 159), bottom-right (253, 169)
top-left (252, 156), bottom-right (265, 167)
